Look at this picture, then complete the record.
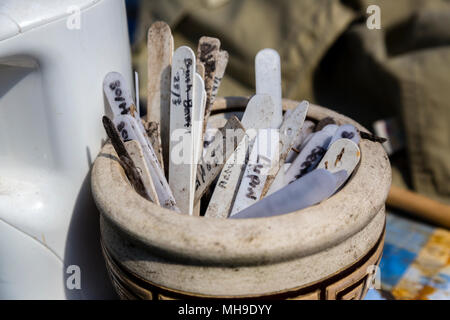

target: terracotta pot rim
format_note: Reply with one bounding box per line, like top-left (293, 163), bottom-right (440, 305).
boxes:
top-left (91, 97), bottom-right (391, 266)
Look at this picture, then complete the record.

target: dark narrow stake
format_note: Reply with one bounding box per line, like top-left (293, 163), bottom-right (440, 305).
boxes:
top-left (102, 116), bottom-right (150, 201)
top-left (315, 117), bottom-right (336, 132)
top-left (359, 131), bottom-right (388, 143)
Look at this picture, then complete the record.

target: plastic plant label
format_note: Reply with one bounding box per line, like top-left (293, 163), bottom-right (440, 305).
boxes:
top-left (230, 129), bottom-right (279, 216)
top-left (255, 48), bottom-right (283, 129)
top-left (169, 46), bottom-right (197, 215)
top-left (318, 138), bottom-right (361, 189)
top-left (266, 163), bottom-right (291, 197)
top-left (285, 120), bottom-right (316, 163)
top-left (103, 72), bottom-right (144, 133)
top-left (283, 124), bottom-right (338, 186)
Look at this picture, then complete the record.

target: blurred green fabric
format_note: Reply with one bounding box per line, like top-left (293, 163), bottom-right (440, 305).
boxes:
top-left (132, 0), bottom-right (450, 204)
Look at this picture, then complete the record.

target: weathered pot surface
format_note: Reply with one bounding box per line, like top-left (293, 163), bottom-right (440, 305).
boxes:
top-left (92, 97), bottom-right (391, 299)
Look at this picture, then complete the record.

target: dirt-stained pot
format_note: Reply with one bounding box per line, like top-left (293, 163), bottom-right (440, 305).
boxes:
top-left (92, 97), bottom-right (391, 300)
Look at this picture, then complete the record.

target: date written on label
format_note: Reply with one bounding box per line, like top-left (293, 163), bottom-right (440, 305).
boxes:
top-left (171, 58), bottom-right (194, 129)
top-left (177, 304), bottom-right (272, 317)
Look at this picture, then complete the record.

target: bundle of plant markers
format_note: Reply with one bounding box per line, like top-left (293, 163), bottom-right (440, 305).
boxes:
top-left (101, 21), bottom-right (375, 219)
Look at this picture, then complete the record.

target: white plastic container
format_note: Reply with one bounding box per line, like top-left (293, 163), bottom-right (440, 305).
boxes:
top-left (0, 0), bottom-right (132, 299)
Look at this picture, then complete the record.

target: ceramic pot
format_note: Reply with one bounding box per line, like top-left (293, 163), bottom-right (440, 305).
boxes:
top-left (92, 97), bottom-right (391, 300)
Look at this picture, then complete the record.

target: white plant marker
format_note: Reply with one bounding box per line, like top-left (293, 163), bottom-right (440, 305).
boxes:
top-left (229, 128), bottom-right (279, 215)
top-left (190, 74), bottom-right (206, 215)
top-left (147, 21), bottom-right (174, 173)
top-left (284, 109), bottom-right (293, 119)
top-left (285, 120), bottom-right (316, 163)
top-left (329, 124), bottom-right (360, 146)
top-left (143, 121), bottom-right (164, 169)
top-left (124, 140), bottom-right (159, 205)
top-left (169, 46), bottom-right (196, 215)
top-left (104, 71), bottom-right (168, 175)
top-left (282, 124), bottom-right (338, 187)
top-left (260, 101), bottom-right (309, 197)
top-left (192, 75), bottom-right (205, 219)
top-left (255, 48), bottom-right (283, 129)
top-left (195, 116), bottom-right (246, 203)
top-left (104, 71), bottom-right (165, 170)
top-left (230, 169), bottom-right (347, 219)
top-left (193, 74), bottom-right (206, 167)
top-left (103, 72), bottom-right (147, 139)
top-left (266, 163), bottom-right (291, 197)
top-left (204, 94), bottom-right (275, 218)
top-left (114, 115), bottom-right (179, 211)
top-left (134, 71), bottom-right (140, 116)
top-left (318, 138), bottom-right (361, 189)
top-left (196, 62), bottom-right (205, 81)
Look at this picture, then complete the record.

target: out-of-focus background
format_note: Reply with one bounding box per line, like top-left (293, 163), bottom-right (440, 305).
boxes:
top-left (124, 0), bottom-right (450, 300)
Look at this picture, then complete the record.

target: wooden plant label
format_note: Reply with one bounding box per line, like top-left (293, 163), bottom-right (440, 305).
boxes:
top-left (147, 21), bottom-right (174, 173)
top-left (124, 140), bottom-right (160, 205)
top-left (261, 101), bottom-right (309, 197)
top-left (255, 48), bottom-right (283, 129)
top-left (114, 114), bottom-right (179, 212)
top-left (102, 116), bottom-right (150, 202)
top-left (169, 46), bottom-right (196, 215)
top-left (194, 116), bottom-right (245, 203)
top-left (204, 94), bottom-right (275, 218)
top-left (318, 138), bottom-right (361, 185)
top-left (229, 129), bottom-right (279, 215)
top-left (197, 37), bottom-right (221, 132)
top-left (283, 124), bottom-right (338, 186)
